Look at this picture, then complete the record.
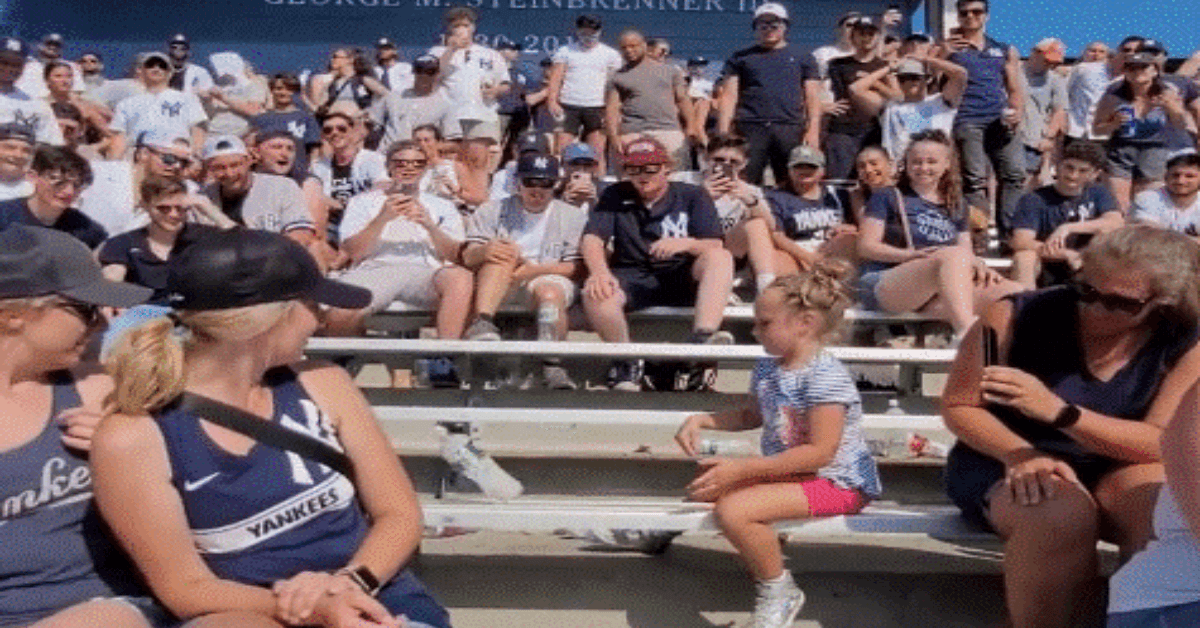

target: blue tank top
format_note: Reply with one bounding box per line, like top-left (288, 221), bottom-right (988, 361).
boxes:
top-left (1108, 84), bottom-right (1169, 148)
top-left (0, 374), bottom-right (140, 626)
top-left (155, 368), bottom-right (368, 586)
top-left (950, 36), bottom-right (1011, 125)
top-left (982, 287), bottom-right (1198, 475)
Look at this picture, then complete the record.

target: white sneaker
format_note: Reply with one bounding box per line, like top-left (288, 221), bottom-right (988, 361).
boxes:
top-left (750, 572), bottom-right (805, 628)
top-left (439, 431), bottom-right (523, 501)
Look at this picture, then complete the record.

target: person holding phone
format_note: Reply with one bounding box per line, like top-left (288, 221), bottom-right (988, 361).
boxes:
top-left (98, 176), bottom-right (232, 303)
top-left (557, 141), bottom-right (606, 210)
top-left (325, 141), bottom-right (472, 357)
top-left (942, 225), bottom-right (1200, 627)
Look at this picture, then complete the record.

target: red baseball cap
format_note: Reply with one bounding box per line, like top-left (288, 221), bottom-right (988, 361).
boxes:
top-left (621, 136), bottom-right (670, 167)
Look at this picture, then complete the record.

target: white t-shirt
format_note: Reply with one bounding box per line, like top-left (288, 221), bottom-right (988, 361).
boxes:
top-left (311, 150), bottom-right (389, 207)
top-left (881, 95), bottom-right (957, 162)
top-left (177, 63), bottom-right (215, 95)
top-left (0, 87), bottom-right (64, 145)
top-left (687, 77), bottom-right (714, 100)
top-left (1109, 486), bottom-right (1200, 613)
top-left (812, 45), bottom-right (852, 80)
top-left (110, 89), bottom-right (207, 142)
top-left (77, 160), bottom-right (137, 236)
top-left (1130, 188), bottom-right (1200, 236)
top-left (428, 44), bottom-right (508, 123)
top-left (552, 42), bottom-right (622, 108)
top-left (16, 59), bottom-right (84, 100)
top-left (376, 63), bottom-right (414, 93)
top-left (0, 178), bottom-right (31, 202)
top-left (1066, 61), bottom-right (1117, 140)
top-left (339, 189), bottom-right (464, 268)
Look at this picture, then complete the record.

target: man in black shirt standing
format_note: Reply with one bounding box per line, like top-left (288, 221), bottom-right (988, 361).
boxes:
top-left (717, 2), bottom-right (822, 186)
top-left (581, 136), bottom-right (734, 390)
top-left (825, 16), bottom-right (896, 180)
top-left (0, 145), bottom-right (105, 248)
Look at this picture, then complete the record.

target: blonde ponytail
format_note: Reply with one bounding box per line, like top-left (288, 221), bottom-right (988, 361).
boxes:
top-left (106, 316), bottom-right (186, 414)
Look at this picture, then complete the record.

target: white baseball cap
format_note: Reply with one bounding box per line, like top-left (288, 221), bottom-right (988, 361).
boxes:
top-left (754, 2), bottom-right (789, 21)
top-left (202, 135), bottom-right (248, 160)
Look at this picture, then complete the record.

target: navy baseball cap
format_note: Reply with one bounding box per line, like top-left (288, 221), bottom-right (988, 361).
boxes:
top-left (516, 132), bottom-right (551, 155)
top-left (0, 225), bottom-right (152, 307)
top-left (562, 142), bottom-right (598, 164)
top-left (516, 154), bottom-right (560, 179)
top-left (0, 122), bottom-right (35, 144)
top-left (167, 230), bottom-right (370, 311)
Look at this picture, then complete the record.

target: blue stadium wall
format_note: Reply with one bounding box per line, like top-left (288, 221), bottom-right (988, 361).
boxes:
top-left (0, 0), bottom-right (918, 75)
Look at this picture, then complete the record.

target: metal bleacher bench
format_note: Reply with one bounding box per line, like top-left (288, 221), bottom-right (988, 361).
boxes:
top-left (306, 337), bottom-right (986, 544)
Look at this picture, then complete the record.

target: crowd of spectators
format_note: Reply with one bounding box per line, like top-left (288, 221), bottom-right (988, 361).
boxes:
top-left (5, 0), bottom-right (1200, 626)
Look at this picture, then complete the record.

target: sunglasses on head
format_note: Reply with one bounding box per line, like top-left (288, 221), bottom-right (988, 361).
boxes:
top-left (1072, 279), bottom-right (1154, 315)
top-left (624, 164), bottom-right (665, 176)
top-left (521, 177), bottom-right (557, 189)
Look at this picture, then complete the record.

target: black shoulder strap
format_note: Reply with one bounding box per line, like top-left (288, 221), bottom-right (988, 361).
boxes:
top-left (178, 392), bottom-right (354, 479)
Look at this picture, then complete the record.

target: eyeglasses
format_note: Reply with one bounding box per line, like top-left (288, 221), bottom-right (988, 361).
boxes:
top-left (148, 148), bottom-right (191, 168)
top-left (957, 8), bottom-right (986, 16)
top-left (152, 203), bottom-right (189, 215)
top-left (389, 158), bottom-right (428, 168)
top-left (624, 164), bottom-right (665, 176)
top-left (521, 177), bottom-right (557, 189)
top-left (40, 173), bottom-right (89, 191)
top-left (1072, 280), bottom-right (1154, 316)
top-left (53, 299), bottom-right (101, 326)
top-left (322, 124), bottom-right (350, 135)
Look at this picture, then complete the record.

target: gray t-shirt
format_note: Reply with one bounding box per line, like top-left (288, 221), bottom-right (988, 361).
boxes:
top-left (467, 196), bottom-right (585, 265)
top-left (608, 59), bottom-right (684, 134)
top-left (207, 78), bottom-right (269, 137)
top-left (201, 172), bottom-right (314, 233)
top-left (1021, 66), bottom-right (1068, 148)
top-left (1130, 188), bottom-right (1200, 236)
top-left (372, 87), bottom-right (453, 153)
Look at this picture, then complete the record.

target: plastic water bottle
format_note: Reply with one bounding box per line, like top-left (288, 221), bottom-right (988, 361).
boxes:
top-left (537, 303), bottom-right (559, 341)
top-left (884, 398), bottom-right (907, 416)
top-left (697, 438), bottom-right (756, 457)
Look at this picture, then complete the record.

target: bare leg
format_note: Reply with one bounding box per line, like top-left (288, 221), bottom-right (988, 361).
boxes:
top-left (988, 478), bottom-right (1100, 628)
top-left (691, 247), bottom-right (735, 332)
top-left (322, 307), bottom-right (368, 337)
top-left (1093, 463), bottom-right (1163, 559)
top-left (584, 129), bottom-right (607, 175)
top-left (182, 612), bottom-right (286, 628)
top-left (712, 483), bottom-right (813, 580)
top-left (1011, 250), bottom-right (1041, 291)
top-left (472, 258), bottom-right (518, 317)
top-left (875, 247), bottom-right (977, 333)
top-left (31, 600), bottom-right (150, 628)
top-left (1108, 175), bottom-right (1133, 212)
top-left (583, 287), bottom-right (631, 343)
top-left (433, 266), bottom-right (475, 339)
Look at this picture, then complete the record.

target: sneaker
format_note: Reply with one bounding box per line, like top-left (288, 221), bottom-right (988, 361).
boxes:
top-left (465, 318), bottom-right (501, 341)
top-left (439, 431), bottom-right (523, 501)
top-left (683, 330), bottom-right (732, 391)
top-left (704, 330), bottom-right (735, 345)
top-left (425, 356), bottom-right (461, 389)
top-left (606, 359), bottom-right (643, 392)
top-left (750, 572), bottom-right (806, 628)
top-left (542, 362), bottom-right (578, 390)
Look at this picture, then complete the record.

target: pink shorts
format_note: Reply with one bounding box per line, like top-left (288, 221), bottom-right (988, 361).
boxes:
top-left (799, 477), bottom-right (868, 517)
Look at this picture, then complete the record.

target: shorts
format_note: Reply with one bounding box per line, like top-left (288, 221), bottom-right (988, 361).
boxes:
top-left (560, 105), bottom-right (605, 137)
top-left (1108, 600), bottom-right (1200, 628)
top-left (612, 262), bottom-right (698, 312)
top-left (337, 259), bottom-right (444, 313)
top-left (799, 477), bottom-right (869, 517)
top-left (1107, 144), bottom-right (1170, 181)
top-left (856, 269), bottom-right (886, 311)
top-left (944, 442), bottom-right (1115, 532)
top-left (503, 273), bottom-right (578, 308)
top-left (376, 569), bottom-right (451, 628)
top-left (113, 596), bottom-right (178, 628)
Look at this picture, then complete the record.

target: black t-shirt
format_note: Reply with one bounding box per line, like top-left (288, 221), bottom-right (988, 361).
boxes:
top-left (97, 224), bottom-right (224, 303)
top-left (585, 181), bottom-right (723, 270)
top-left (826, 56), bottom-right (888, 135)
top-left (721, 44), bottom-right (818, 125)
top-left (219, 191), bottom-right (249, 226)
top-left (1011, 184), bottom-right (1119, 243)
top-left (0, 197), bottom-right (107, 249)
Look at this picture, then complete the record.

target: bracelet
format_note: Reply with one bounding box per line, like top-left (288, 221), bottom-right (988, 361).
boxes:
top-left (1051, 404), bottom-right (1082, 429)
top-left (335, 565), bottom-right (381, 597)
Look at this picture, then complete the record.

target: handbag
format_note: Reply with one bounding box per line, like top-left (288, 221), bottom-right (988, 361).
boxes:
top-left (178, 392), bottom-right (354, 480)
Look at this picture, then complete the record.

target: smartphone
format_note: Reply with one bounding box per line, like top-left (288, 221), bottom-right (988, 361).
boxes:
top-left (981, 325), bottom-right (1000, 367)
top-left (715, 162), bottom-right (735, 179)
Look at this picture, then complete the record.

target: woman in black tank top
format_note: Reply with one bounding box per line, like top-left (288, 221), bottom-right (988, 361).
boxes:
top-left (0, 225), bottom-right (156, 627)
top-left (942, 226), bottom-right (1200, 627)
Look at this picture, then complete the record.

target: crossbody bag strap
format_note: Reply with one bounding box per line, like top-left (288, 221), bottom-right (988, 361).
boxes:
top-left (178, 392), bottom-right (355, 480)
top-left (893, 187), bottom-right (915, 250)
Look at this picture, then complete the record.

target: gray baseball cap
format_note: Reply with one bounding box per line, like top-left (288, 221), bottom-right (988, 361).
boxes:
top-left (0, 225), bottom-right (152, 307)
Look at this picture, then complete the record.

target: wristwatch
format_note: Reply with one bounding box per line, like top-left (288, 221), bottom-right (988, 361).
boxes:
top-left (336, 565), bottom-right (381, 597)
top-left (1051, 404), bottom-right (1082, 429)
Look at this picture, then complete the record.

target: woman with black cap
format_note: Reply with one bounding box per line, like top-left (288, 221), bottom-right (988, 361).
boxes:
top-left (0, 225), bottom-right (168, 627)
top-left (92, 229), bottom-right (450, 628)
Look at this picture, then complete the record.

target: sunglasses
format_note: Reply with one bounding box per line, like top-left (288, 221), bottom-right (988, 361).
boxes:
top-left (521, 177), bottom-right (557, 189)
top-left (144, 61), bottom-right (171, 70)
top-left (415, 68), bottom-right (438, 75)
top-left (389, 158), bottom-right (428, 168)
top-left (148, 148), bottom-right (191, 168)
top-left (897, 74), bottom-right (925, 82)
top-left (322, 124), bottom-right (351, 135)
top-left (710, 157), bottom-right (744, 166)
top-left (40, 173), bottom-right (89, 191)
top-left (152, 202), bottom-right (189, 216)
top-left (624, 164), bottom-right (665, 176)
top-left (957, 8), bottom-right (986, 16)
top-left (754, 20), bottom-right (786, 30)
top-left (1072, 280), bottom-right (1154, 315)
top-left (54, 299), bottom-right (101, 326)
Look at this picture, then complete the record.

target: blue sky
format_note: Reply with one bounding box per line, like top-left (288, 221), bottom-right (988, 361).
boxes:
top-left (916, 0), bottom-right (1199, 58)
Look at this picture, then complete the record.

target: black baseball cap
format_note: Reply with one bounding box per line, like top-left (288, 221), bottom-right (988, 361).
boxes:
top-left (167, 229), bottom-right (370, 311)
top-left (169, 33), bottom-right (189, 46)
top-left (412, 54), bottom-right (440, 72)
top-left (376, 37), bottom-right (396, 48)
top-left (496, 40), bottom-right (521, 52)
top-left (0, 225), bottom-right (152, 306)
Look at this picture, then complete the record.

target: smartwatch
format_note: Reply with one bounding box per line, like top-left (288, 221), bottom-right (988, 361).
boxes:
top-left (1052, 404), bottom-right (1082, 429)
top-left (336, 565), bottom-right (382, 597)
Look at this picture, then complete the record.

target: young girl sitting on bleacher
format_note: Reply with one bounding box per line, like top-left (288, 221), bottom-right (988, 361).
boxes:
top-left (674, 264), bottom-right (882, 628)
